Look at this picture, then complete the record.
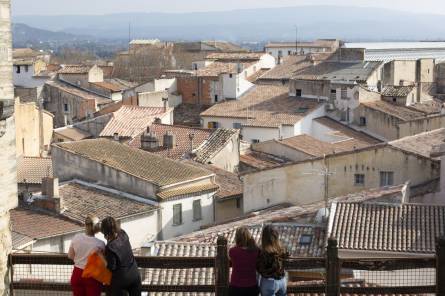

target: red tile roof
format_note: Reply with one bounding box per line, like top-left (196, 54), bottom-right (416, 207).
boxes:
top-left (17, 157), bottom-right (53, 184)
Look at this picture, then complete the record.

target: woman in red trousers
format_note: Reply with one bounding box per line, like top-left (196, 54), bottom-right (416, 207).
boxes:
top-left (68, 216), bottom-right (105, 296)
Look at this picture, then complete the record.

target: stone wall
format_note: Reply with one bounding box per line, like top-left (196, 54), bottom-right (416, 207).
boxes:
top-left (0, 0), bottom-right (17, 294)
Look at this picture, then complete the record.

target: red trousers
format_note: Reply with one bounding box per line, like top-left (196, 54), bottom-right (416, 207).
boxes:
top-left (71, 266), bottom-right (103, 296)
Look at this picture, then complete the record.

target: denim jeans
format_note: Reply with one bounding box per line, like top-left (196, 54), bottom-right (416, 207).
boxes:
top-left (259, 277), bottom-right (286, 296)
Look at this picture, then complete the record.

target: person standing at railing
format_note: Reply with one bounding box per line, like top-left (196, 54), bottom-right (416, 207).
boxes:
top-left (256, 225), bottom-right (289, 296)
top-left (101, 216), bottom-right (142, 296)
top-left (68, 216), bottom-right (106, 296)
top-left (229, 227), bottom-right (260, 296)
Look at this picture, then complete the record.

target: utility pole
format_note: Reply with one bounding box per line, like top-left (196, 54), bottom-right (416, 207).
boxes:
top-left (295, 26), bottom-right (298, 55)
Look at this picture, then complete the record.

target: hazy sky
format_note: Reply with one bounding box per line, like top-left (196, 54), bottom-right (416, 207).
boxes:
top-left (12, 0), bottom-right (445, 16)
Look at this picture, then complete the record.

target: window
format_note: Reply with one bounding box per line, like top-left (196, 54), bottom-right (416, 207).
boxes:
top-left (63, 103), bottom-right (69, 112)
top-left (380, 171), bottom-right (394, 187)
top-left (299, 234), bottom-right (313, 245)
top-left (354, 174), bottom-right (365, 186)
top-left (214, 95), bottom-right (218, 102)
top-left (288, 50), bottom-right (292, 55)
top-left (251, 139), bottom-right (260, 144)
top-left (295, 89), bottom-right (302, 97)
top-left (233, 122), bottom-right (242, 129)
top-left (208, 122), bottom-right (219, 129)
top-left (25, 65), bottom-right (29, 72)
top-left (278, 50), bottom-right (283, 57)
top-left (229, 74), bottom-right (233, 78)
top-left (193, 200), bottom-right (202, 221)
top-left (392, 97), bottom-right (397, 103)
top-left (236, 198), bottom-right (241, 209)
top-left (173, 204), bottom-right (182, 225)
top-left (359, 117), bottom-right (367, 126)
top-left (16, 65), bottom-right (21, 74)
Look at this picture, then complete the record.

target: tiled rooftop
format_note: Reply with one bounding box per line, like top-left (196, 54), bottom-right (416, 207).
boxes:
top-left (292, 61), bottom-right (382, 83)
top-left (277, 134), bottom-right (342, 157)
top-left (100, 106), bottom-right (168, 138)
top-left (389, 128), bottom-right (445, 159)
top-left (184, 161), bottom-right (243, 200)
top-left (381, 85), bottom-right (415, 97)
top-left (240, 151), bottom-right (290, 171)
top-left (11, 207), bottom-right (82, 241)
top-left (265, 40), bottom-right (339, 49)
top-left (128, 124), bottom-right (212, 160)
top-left (206, 52), bottom-right (264, 61)
top-left (53, 126), bottom-right (92, 141)
top-left (362, 100), bottom-right (426, 121)
top-left (59, 181), bottom-right (157, 223)
top-left (54, 138), bottom-right (212, 187)
top-left (13, 48), bottom-right (45, 59)
top-left (45, 80), bottom-right (111, 106)
top-left (157, 183), bottom-right (219, 200)
top-left (196, 61), bottom-right (255, 77)
top-left (58, 64), bottom-right (91, 74)
top-left (329, 202), bottom-right (445, 254)
top-left (194, 128), bottom-right (239, 163)
top-left (201, 85), bottom-right (323, 128)
top-left (17, 157), bottom-right (53, 184)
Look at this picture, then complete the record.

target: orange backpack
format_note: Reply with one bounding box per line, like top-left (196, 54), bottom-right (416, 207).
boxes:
top-left (82, 252), bottom-right (112, 285)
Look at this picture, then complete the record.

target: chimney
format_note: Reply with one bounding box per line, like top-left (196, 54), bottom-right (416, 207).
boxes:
top-left (189, 133), bottom-right (195, 153)
top-left (141, 128), bottom-right (160, 150)
top-left (163, 131), bottom-right (176, 149)
top-left (113, 133), bottom-right (119, 141)
top-left (154, 117), bottom-right (162, 124)
top-left (162, 97), bottom-right (168, 113)
top-left (37, 177), bottom-right (63, 213)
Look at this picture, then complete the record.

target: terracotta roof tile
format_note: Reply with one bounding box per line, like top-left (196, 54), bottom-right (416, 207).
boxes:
top-left (240, 151), bottom-right (289, 171)
top-left (206, 52), bottom-right (264, 61)
top-left (17, 157), bottom-right (53, 184)
top-left (201, 85), bottom-right (323, 128)
top-left (128, 124), bottom-right (212, 160)
top-left (381, 85), bottom-right (415, 97)
top-left (194, 129), bottom-right (239, 163)
top-left (183, 161), bottom-right (243, 200)
top-left (362, 100), bottom-right (426, 121)
top-left (58, 65), bottom-right (91, 74)
top-left (54, 126), bottom-right (92, 141)
top-left (196, 61), bottom-right (255, 77)
top-left (45, 80), bottom-right (111, 106)
top-left (54, 138), bottom-right (212, 187)
top-left (330, 202), bottom-right (445, 254)
top-left (10, 207), bottom-right (82, 240)
top-left (389, 128), bottom-right (445, 159)
top-left (100, 106), bottom-right (168, 138)
top-left (11, 231), bottom-right (34, 250)
top-left (59, 181), bottom-right (157, 223)
top-left (157, 183), bottom-right (219, 200)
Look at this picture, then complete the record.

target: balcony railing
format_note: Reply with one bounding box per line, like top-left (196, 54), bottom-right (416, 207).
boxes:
top-left (8, 237), bottom-right (445, 295)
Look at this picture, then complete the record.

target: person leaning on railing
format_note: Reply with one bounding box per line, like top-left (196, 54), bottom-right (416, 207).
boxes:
top-left (68, 216), bottom-right (106, 296)
top-left (101, 216), bottom-right (142, 296)
top-left (256, 225), bottom-right (289, 296)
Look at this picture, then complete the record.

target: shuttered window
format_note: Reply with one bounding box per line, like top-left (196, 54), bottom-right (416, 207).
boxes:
top-left (173, 204), bottom-right (182, 226)
top-left (193, 200), bottom-right (202, 221)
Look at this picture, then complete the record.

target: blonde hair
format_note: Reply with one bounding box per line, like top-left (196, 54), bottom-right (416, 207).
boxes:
top-left (261, 225), bottom-right (285, 255)
top-left (85, 215), bottom-right (100, 236)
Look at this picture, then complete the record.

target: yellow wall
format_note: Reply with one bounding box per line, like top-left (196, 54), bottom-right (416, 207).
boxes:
top-left (243, 145), bottom-right (439, 212)
top-left (15, 99), bottom-right (54, 157)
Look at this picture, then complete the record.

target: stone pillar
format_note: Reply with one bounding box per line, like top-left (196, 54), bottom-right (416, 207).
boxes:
top-left (0, 0), bottom-right (18, 295)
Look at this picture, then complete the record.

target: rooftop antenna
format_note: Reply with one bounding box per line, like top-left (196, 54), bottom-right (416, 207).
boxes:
top-left (128, 22), bottom-right (132, 50)
top-left (303, 154), bottom-right (336, 221)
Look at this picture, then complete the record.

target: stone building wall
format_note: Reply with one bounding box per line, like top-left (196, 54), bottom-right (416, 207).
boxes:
top-left (0, 0), bottom-right (17, 294)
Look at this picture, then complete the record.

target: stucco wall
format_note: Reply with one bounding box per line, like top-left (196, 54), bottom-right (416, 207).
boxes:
top-left (160, 192), bottom-right (215, 239)
top-left (353, 105), bottom-right (400, 141)
top-left (13, 64), bottom-right (48, 88)
top-left (15, 100), bottom-right (53, 157)
top-left (208, 133), bottom-right (240, 173)
top-left (215, 198), bottom-right (243, 223)
top-left (52, 146), bottom-right (159, 199)
top-left (243, 146), bottom-right (439, 212)
top-left (398, 115), bottom-right (445, 139)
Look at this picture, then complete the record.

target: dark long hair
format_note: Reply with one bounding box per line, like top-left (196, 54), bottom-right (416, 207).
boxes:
top-left (101, 216), bottom-right (120, 241)
top-left (261, 225), bottom-right (285, 255)
top-left (235, 226), bottom-right (258, 251)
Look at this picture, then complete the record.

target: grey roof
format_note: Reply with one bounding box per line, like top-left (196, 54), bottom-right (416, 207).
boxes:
top-left (194, 129), bottom-right (238, 164)
top-left (389, 128), bottom-right (445, 159)
top-left (381, 85), bottom-right (415, 97)
top-left (329, 202), bottom-right (445, 254)
top-left (292, 61), bottom-right (382, 83)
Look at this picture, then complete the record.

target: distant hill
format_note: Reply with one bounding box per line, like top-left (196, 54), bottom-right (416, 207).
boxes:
top-left (12, 23), bottom-right (89, 47)
top-left (13, 6), bottom-right (445, 42)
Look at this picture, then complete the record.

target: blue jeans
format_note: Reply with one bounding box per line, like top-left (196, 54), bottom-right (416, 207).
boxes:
top-left (259, 277), bottom-right (286, 296)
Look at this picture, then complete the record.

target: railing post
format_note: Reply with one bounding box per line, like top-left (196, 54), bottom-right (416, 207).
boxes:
top-left (326, 237), bottom-right (340, 296)
top-left (436, 236), bottom-right (445, 295)
top-left (215, 236), bottom-right (229, 296)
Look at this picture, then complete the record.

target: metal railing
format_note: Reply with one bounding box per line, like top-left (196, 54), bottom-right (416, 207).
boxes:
top-left (9, 237), bottom-right (445, 295)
